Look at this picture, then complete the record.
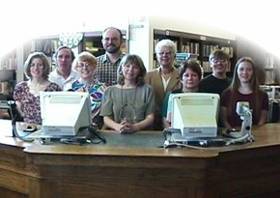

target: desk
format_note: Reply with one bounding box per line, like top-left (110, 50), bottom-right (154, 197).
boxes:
top-left (1, 120), bottom-right (280, 198)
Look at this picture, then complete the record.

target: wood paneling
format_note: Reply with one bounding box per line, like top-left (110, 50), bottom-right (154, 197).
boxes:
top-left (1, 122), bottom-right (280, 197)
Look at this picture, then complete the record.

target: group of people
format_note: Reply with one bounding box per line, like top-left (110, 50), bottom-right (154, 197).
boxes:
top-left (12, 26), bottom-right (269, 134)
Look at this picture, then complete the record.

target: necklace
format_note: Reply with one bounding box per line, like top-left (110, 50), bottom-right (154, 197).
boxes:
top-left (120, 85), bottom-right (138, 123)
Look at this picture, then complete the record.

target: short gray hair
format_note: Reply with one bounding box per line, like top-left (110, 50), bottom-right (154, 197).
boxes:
top-left (155, 39), bottom-right (176, 55)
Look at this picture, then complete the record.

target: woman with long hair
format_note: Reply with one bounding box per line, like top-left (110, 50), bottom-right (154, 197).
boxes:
top-left (220, 57), bottom-right (268, 128)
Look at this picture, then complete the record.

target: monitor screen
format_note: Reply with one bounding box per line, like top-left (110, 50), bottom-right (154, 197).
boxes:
top-left (169, 93), bottom-right (220, 137)
top-left (40, 91), bottom-right (91, 136)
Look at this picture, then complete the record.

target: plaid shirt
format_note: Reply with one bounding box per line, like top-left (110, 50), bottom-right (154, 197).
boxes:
top-left (96, 53), bottom-right (125, 86)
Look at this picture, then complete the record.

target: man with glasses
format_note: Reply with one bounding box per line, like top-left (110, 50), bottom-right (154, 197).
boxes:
top-left (199, 49), bottom-right (231, 95)
top-left (96, 27), bottom-right (125, 86)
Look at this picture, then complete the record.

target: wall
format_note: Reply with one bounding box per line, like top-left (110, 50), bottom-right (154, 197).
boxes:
top-left (236, 36), bottom-right (280, 85)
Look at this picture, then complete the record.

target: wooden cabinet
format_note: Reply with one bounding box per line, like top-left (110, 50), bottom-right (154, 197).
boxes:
top-left (1, 122), bottom-right (280, 197)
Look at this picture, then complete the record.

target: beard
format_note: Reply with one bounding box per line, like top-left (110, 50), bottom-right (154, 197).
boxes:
top-left (105, 44), bottom-right (120, 54)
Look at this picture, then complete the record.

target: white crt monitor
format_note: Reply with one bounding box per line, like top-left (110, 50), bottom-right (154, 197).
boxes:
top-left (170, 93), bottom-right (220, 137)
top-left (40, 92), bottom-right (91, 136)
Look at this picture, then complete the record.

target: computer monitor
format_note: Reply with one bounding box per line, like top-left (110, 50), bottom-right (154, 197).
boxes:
top-left (170, 93), bottom-right (220, 138)
top-left (40, 91), bottom-right (91, 136)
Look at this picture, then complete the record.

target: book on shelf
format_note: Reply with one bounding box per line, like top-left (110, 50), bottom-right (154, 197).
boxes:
top-left (202, 61), bottom-right (211, 73)
top-left (202, 45), bottom-right (219, 57)
top-left (221, 46), bottom-right (234, 58)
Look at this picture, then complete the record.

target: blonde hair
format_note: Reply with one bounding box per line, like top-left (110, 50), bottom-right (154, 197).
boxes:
top-left (72, 51), bottom-right (97, 71)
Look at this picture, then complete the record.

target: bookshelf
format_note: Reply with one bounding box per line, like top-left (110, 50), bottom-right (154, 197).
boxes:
top-left (153, 29), bottom-right (236, 75)
top-left (0, 30), bottom-right (128, 83)
top-left (82, 31), bottom-right (104, 57)
top-left (0, 50), bottom-right (17, 99)
top-left (29, 36), bottom-right (60, 71)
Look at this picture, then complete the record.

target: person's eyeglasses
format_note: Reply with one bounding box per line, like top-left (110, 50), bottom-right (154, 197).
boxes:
top-left (77, 62), bottom-right (91, 69)
top-left (211, 59), bottom-right (227, 64)
top-left (158, 51), bottom-right (172, 56)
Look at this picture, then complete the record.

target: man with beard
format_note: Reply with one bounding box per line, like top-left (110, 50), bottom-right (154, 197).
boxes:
top-left (96, 27), bottom-right (125, 86)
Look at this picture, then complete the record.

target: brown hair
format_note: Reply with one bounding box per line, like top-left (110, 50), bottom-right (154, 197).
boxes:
top-left (54, 46), bottom-right (75, 61)
top-left (117, 54), bottom-right (147, 86)
top-left (102, 27), bottom-right (123, 42)
top-left (180, 60), bottom-right (203, 80)
top-left (226, 57), bottom-right (262, 119)
top-left (230, 57), bottom-right (259, 92)
top-left (209, 49), bottom-right (230, 62)
top-left (24, 52), bottom-right (50, 80)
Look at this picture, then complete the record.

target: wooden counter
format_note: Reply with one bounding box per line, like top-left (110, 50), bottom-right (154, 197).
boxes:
top-left (1, 120), bottom-right (280, 198)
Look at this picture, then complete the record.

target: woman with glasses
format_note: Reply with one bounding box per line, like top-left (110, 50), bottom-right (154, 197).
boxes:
top-left (220, 57), bottom-right (268, 128)
top-left (100, 54), bottom-right (155, 133)
top-left (199, 49), bottom-right (231, 95)
top-left (71, 51), bottom-right (106, 128)
top-left (13, 52), bottom-right (61, 124)
top-left (145, 39), bottom-right (181, 130)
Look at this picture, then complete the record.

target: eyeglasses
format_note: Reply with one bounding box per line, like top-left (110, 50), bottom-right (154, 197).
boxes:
top-left (157, 51), bottom-right (172, 56)
top-left (211, 59), bottom-right (227, 64)
top-left (77, 62), bottom-right (91, 69)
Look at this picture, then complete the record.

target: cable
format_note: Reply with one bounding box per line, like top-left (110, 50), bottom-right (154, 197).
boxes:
top-left (7, 100), bottom-right (106, 144)
top-left (11, 113), bottom-right (34, 142)
top-left (5, 100), bottom-right (34, 142)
